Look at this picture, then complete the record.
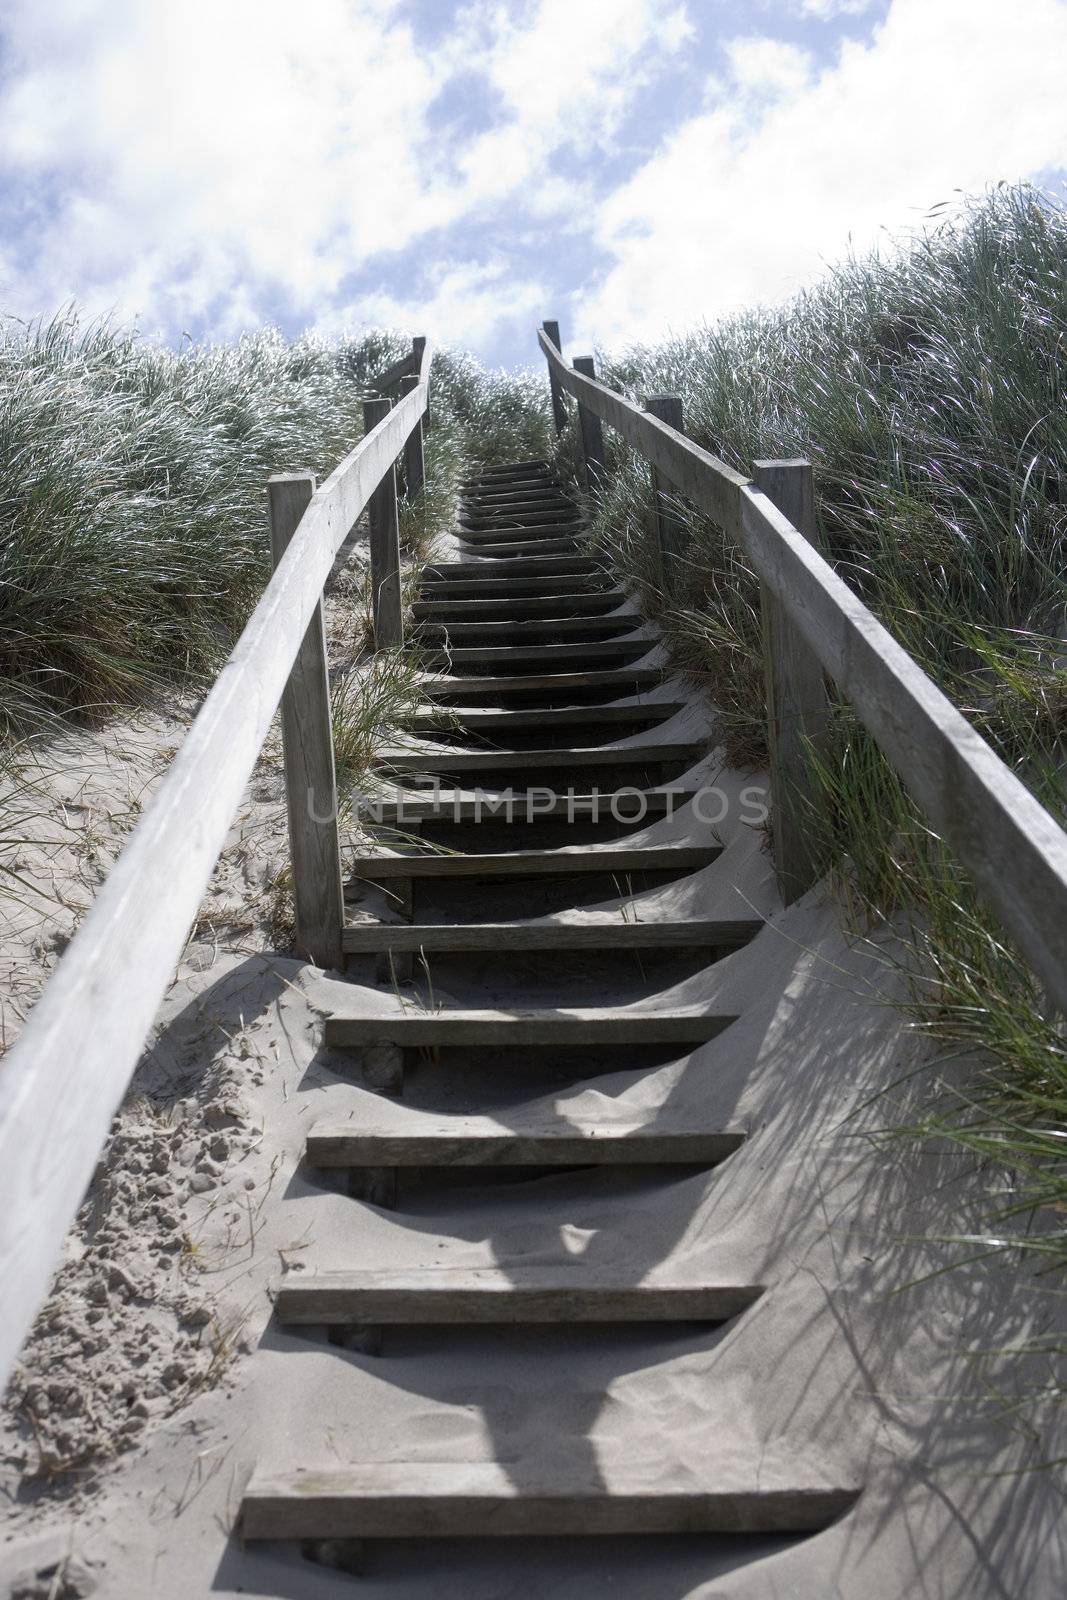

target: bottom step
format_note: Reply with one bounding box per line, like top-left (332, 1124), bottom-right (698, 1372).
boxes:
top-left (242, 1462), bottom-right (860, 1539)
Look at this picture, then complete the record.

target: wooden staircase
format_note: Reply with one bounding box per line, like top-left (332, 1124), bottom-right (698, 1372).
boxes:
top-left (240, 459), bottom-right (860, 1568)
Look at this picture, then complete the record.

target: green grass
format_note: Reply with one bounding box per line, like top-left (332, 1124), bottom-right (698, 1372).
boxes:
top-left (562, 183), bottom-right (1067, 1290)
top-left (0, 314), bottom-right (550, 739)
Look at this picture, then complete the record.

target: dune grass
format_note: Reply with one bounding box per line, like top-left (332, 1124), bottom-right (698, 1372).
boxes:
top-left (0, 314), bottom-right (550, 740)
top-left (562, 183), bottom-right (1067, 1287)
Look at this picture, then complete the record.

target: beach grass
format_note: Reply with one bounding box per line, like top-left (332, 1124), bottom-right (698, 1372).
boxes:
top-left (564, 183), bottom-right (1067, 1287)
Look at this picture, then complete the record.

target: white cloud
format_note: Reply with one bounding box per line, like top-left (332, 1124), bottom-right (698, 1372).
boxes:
top-left (788, 0), bottom-right (876, 17)
top-left (576, 0), bottom-right (1067, 348)
top-left (322, 257), bottom-right (548, 351)
top-left (725, 37), bottom-right (814, 98)
top-left (0, 0), bottom-right (690, 351)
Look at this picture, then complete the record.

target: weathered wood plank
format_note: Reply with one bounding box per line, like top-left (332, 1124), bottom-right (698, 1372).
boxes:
top-left (644, 393), bottom-right (686, 573)
top-left (455, 537), bottom-right (583, 558)
top-left (349, 843), bottom-right (719, 879)
top-left (461, 507), bottom-right (580, 529)
top-left (398, 373), bottom-right (425, 501)
top-left (574, 355), bottom-right (607, 494)
top-left (408, 703), bottom-right (682, 732)
top-left (324, 1007), bottom-right (735, 1048)
top-left (241, 1461), bottom-right (860, 1539)
top-left (373, 350), bottom-right (416, 390)
top-left (754, 461), bottom-right (830, 905)
top-left (423, 638), bottom-right (654, 666)
top-left (420, 667), bottom-right (663, 698)
top-left (268, 474), bottom-right (344, 970)
top-left (417, 616), bottom-right (641, 642)
top-left (355, 787), bottom-right (698, 822)
top-left (412, 593), bottom-right (626, 621)
top-left (341, 917), bottom-right (760, 953)
top-left (419, 581), bottom-right (611, 603)
top-left (363, 397), bottom-right (404, 649)
top-left (306, 1120), bottom-right (746, 1167)
top-left (274, 1269), bottom-right (763, 1325)
top-left (0, 368), bottom-right (429, 1391)
top-left (424, 558), bottom-right (603, 579)
top-left (543, 318), bottom-right (568, 434)
top-left (375, 740), bottom-right (701, 773)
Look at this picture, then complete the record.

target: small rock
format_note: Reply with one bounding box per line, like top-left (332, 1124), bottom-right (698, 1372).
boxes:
top-left (188, 1172), bottom-right (217, 1194)
top-left (204, 1102), bottom-right (244, 1130)
top-left (161, 1360), bottom-right (187, 1391)
top-left (145, 1176), bottom-right (172, 1197)
top-left (179, 1301), bottom-right (213, 1328)
top-left (208, 1135), bottom-right (229, 1161)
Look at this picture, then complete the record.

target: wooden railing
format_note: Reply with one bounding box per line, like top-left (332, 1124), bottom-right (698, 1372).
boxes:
top-left (0, 337), bottom-right (431, 1391)
top-left (538, 323), bottom-right (1067, 1011)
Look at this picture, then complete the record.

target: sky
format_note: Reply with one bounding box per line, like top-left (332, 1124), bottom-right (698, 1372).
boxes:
top-left (0, 0), bottom-right (1065, 367)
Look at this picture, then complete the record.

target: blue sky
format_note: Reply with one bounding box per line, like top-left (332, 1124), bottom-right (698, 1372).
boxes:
top-left (0, 0), bottom-right (1064, 368)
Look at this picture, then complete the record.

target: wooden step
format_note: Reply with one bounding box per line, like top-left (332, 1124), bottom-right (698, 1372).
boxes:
top-left (424, 640), bottom-right (653, 668)
top-left (413, 594), bottom-right (625, 621)
top-left (463, 462), bottom-right (550, 479)
top-left (354, 787), bottom-right (698, 822)
top-left (425, 557), bottom-right (602, 580)
top-left (461, 514), bottom-right (583, 533)
top-left (306, 1116), bottom-right (745, 1169)
top-left (456, 537), bottom-right (582, 558)
top-left (419, 576), bottom-right (611, 599)
top-left (460, 531), bottom-right (588, 550)
top-left (465, 467), bottom-right (551, 479)
top-left (323, 1006), bottom-right (734, 1048)
top-left (416, 617), bottom-right (640, 643)
top-left (465, 492), bottom-right (575, 510)
top-left (273, 1267), bottom-right (763, 1327)
top-left (407, 703), bottom-right (683, 733)
top-left (375, 741), bottom-right (699, 774)
top-left (349, 842), bottom-right (718, 879)
top-left (420, 667), bottom-right (664, 699)
top-left (241, 1461), bottom-right (860, 1539)
top-left (342, 917), bottom-right (760, 953)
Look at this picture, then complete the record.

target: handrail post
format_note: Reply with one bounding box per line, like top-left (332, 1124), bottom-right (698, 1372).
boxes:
top-left (412, 336), bottom-right (429, 433)
top-left (363, 398), bottom-right (405, 650)
top-left (754, 459), bottom-right (830, 905)
top-left (268, 472), bottom-right (345, 969)
top-left (644, 393), bottom-right (684, 577)
top-left (543, 320), bottom-right (567, 435)
top-left (398, 373), bottom-right (425, 501)
top-left (572, 355), bottom-right (606, 496)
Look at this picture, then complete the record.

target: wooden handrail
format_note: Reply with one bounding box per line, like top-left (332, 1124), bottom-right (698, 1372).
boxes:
top-left (537, 324), bottom-right (1067, 1013)
top-left (376, 335), bottom-right (432, 395)
top-left (0, 360), bottom-right (430, 1391)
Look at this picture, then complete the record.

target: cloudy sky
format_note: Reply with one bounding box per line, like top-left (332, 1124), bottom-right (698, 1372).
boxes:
top-left (0, 0), bottom-right (1065, 366)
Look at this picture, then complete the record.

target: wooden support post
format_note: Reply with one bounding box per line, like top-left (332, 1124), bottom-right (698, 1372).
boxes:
top-left (268, 473), bottom-right (345, 970)
top-left (399, 373), bottom-right (425, 502)
top-left (543, 320), bottom-right (567, 435)
top-left (644, 393), bottom-right (685, 577)
top-left (363, 397), bottom-right (404, 650)
top-left (573, 355), bottom-right (606, 496)
top-left (411, 336), bottom-right (429, 433)
top-left (754, 459), bottom-right (830, 906)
